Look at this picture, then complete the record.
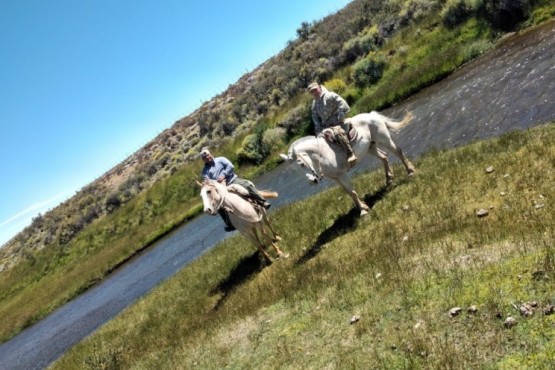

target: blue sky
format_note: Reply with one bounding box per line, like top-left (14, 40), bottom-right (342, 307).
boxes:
top-left (0, 0), bottom-right (351, 247)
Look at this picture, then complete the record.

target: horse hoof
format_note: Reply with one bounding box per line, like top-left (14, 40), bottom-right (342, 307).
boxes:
top-left (278, 252), bottom-right (290, 259)
top-left (360, 210), bottom-right (369, 217)
top-left (274, 236), bottom-right (282, 242)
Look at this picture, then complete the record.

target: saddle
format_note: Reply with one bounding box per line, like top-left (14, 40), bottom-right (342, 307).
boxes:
top-left (227, 184), bottom-right (263, 209)
top-left (321, 124), bottom-right (357, 144)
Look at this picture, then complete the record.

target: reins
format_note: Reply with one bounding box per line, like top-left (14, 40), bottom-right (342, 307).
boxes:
top-left (293, 136), bottom-right (325, 182)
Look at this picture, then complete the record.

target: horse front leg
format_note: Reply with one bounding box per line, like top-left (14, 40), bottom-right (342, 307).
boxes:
top-left (262, 212), bottom-right (281, 242)
top-left (336, 175), bottom-right (369, 217)
top-left (370, 145), bottom-right (393, 187)
top-left (246, 228), bottom-right (273, 264)
top-left (257, 221), bottom-right (289, 259)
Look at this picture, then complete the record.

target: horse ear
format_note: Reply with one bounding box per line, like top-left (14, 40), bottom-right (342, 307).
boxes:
top-left (279, 153), bottom-right (290, 162)
top-left (195, 180), bottom-right (203, 187)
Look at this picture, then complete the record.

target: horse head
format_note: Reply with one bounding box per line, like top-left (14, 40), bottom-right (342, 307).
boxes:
top-left (199, 179), bottom-right (227, 215)
top-left (280, 137), bottom-right (323, 185)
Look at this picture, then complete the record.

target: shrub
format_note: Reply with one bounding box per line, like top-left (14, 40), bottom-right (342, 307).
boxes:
top-left (278, 103), bottom-right (312, 137)
top-left (463, 39), bottom-right (493, 60)
top-left (104, 192), bottom-right (122, 213)
top-left (352, 52), bottom-right (387, 88)
top-left (324, 78), bottom-right (348, 95)
top-left (341, 25), bottom-right (380, 63)
top-left (479, 0), bottom-right (535, 31)
top-left (236, 127), bottom-right (270, 165)
top-left (442, 0), bottom-right (477, 28)
top-left (262, 127), bottom-right (287, 151)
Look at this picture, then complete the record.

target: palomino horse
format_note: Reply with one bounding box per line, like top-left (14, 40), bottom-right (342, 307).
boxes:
top-left (199, 179), bottom-right (288, 263)
top-left (280, 111), bottom-right (415, 216)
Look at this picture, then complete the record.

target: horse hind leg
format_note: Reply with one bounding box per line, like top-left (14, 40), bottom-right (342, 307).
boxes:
top-left (396, 146), bottom-right (415, 176)
top-left (378, 138), bottom-right (415, 176)
top-left (370, 144), bottom-right (393, 187)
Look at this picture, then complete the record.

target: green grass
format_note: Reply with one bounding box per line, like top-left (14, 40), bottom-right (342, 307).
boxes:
top-left (353, 17), bottom-right (494, 113)
top-left (52, 123), bottom-right (555, 369)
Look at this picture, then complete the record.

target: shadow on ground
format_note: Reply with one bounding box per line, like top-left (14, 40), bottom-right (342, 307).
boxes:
top-left (296, 184), bottom-right (392, 265)
top-left (210, 251), bottom-right (266, 311)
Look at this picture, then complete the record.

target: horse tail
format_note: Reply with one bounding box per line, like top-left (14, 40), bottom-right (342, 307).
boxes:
top-left (259, 190), bottom-right (278, 199)
top-left (381, 110), bottom-right (414, 132)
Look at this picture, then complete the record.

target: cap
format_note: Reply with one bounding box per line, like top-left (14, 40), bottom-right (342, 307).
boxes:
top-left (307, 82), bottom-right (319, 91)
top-left (200, 148), bottom-right (211, 158)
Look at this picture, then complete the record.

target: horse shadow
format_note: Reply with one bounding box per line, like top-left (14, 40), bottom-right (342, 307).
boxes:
top-left (296, 184), bottom-right (392, 265)
top-left (210, 251), bottom-right (266, 311)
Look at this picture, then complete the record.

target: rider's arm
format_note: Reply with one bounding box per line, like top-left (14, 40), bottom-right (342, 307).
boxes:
top-left (311, 102), bottom-right (322, 134)
top-left (218, 157), bottom-right (235, 183)
top-left (334, 94), bottom-right (350, 123)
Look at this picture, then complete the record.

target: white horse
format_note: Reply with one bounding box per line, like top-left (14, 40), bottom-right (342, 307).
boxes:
top-left (280, 111), bottom-right (416, 216)
top-left (199, 179), bottom-right (289, 263)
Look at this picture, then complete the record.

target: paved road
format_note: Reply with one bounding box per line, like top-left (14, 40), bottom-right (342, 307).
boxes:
top-left (0, 20), bottom-right (554, 370)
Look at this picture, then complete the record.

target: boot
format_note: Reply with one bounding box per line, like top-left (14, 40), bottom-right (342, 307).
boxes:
top-left (336, 128), bottom-right (357, 168)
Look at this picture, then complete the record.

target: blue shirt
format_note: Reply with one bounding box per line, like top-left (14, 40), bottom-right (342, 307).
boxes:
top-left (201, 156), bottom-right (237, 184)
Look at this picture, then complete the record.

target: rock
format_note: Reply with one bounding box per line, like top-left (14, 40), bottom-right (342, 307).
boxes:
top-left (504, 317), bottom-right (517, 328)
top-left (468, 305), bottom-right (478, 314)
top-left (544, 304), bottom-right (555, 315)
top-left (375, 272), bottom-right (382, 279)
top-left (402, 205), bottom-right (410, 211)
top-left (532, 270), bottom-right (546, 280)
top-left (449, 307), bottom-right (463, 317)
top-left (476, 208), bottom-right (489, 217)
top-left (519, 303), bottom-right (534, 317)
top-left (414, 320), bottom-right (424, 329)
top-left (350, 315), bottom-right (360, 324)
top-left (486, 166), bottom-right (494, 173)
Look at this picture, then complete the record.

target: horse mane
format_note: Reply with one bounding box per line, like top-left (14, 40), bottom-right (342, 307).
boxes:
top-left (289, 135), bottom-right (321, 156)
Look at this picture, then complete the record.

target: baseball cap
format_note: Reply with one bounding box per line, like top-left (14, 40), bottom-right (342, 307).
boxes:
top-left (307, 82), bottom-right (319, 91)
top-left (200, 148), bottom-right (211, 158)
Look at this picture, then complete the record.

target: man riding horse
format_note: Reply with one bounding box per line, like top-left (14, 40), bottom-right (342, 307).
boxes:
top-left (308, 82), bottom-right (357, 168)
top-left (200, 148), bottom-right (271, 232)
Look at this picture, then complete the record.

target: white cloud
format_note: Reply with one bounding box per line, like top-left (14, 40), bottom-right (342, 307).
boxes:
top-left (0, 192), bottom-right (69, 247)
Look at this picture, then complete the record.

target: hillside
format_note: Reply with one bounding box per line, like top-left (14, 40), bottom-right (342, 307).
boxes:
top-left (0, 0), bottom-right (549, 270)
top-left (1, 0), bottom-right (379, 267)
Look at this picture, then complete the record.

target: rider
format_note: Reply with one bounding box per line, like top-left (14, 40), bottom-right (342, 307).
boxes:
top-left (200, 148), bottom-right (271, 232)
top-left (308, 82), bottom-right (357, 168)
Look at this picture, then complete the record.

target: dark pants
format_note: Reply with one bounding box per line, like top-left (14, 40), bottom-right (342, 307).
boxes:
top-left (218, 208), bottom-right (234, 228)
top-left (229, 177), bottom-right (266, 204)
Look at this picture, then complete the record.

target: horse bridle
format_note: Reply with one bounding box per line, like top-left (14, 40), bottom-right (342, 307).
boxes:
top-left (295, 151), bottom-right (323, 183)
top-left (206, 182), bottom-right (226, 214)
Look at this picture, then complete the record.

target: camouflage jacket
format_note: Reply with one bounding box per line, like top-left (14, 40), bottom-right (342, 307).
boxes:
top-left (311, 86), bottom-right (350, 134)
